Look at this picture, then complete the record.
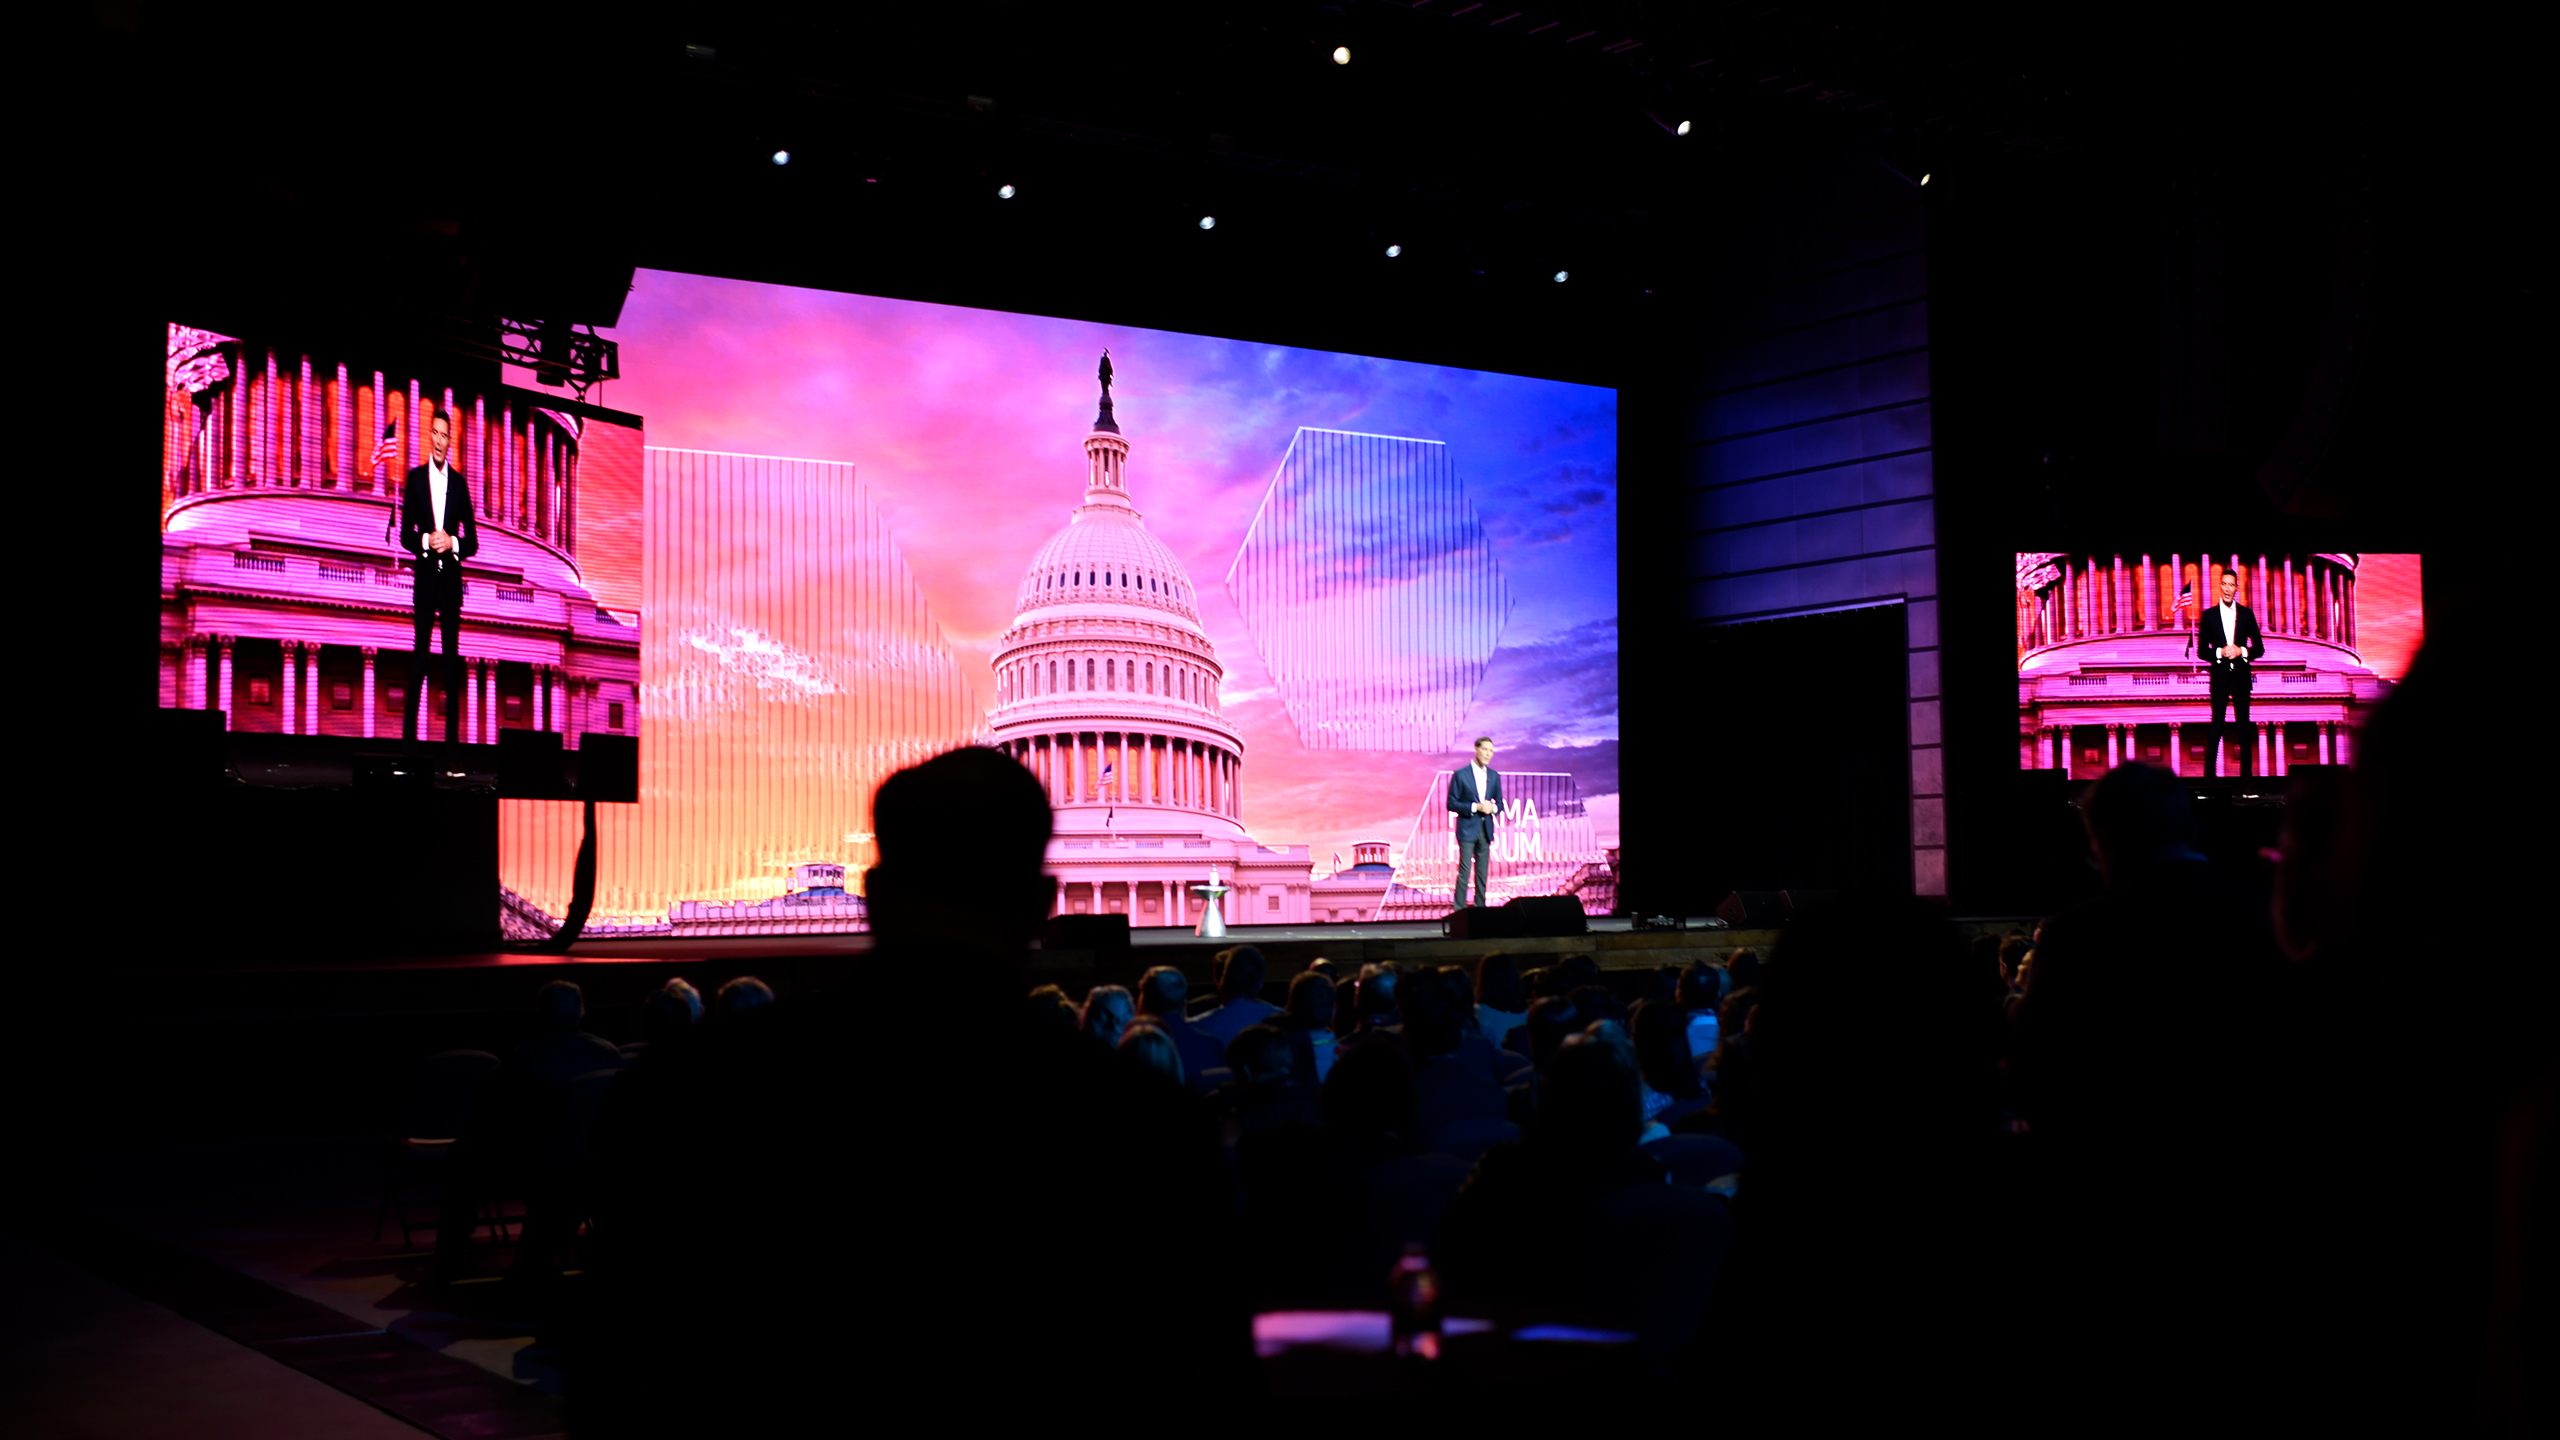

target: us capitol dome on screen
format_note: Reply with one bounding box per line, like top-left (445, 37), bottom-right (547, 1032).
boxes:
top-left (984, 371), bottom-right (1314, 927)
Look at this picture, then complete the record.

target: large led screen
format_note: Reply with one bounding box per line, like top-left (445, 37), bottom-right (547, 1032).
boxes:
top-left (2014, 551), bottom-right (2421, 779)
top-left (501, 273), bottom-right (1619, 936)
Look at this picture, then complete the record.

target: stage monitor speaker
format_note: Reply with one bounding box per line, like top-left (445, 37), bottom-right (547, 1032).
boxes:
top-left (1444, 906), bottom-right (1511, 940)
top-left (1780, 889), bottom-right (1839, 918)
top-left (1045, 913), bottom-right (1130, 951)
top-left (1502, 895), bottom-right (1589, 937)
top-left (1718, 889), bottom-right (1841, 926)
top-left (576, 733), bottom-right (639, 803)
top-left (1718, 890), bottom-right (1783, 927)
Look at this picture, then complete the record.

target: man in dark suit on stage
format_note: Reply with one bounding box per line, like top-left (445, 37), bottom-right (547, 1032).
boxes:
top-left (2197, 568), bottom-right (2265, 775)
top-left (1447, 736), bottom-right (1503, 909)
top-left (395, 406), bottom-right (478, 750)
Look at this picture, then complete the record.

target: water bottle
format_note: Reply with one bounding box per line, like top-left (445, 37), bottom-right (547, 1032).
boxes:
top-left (1387, 1242), bottom-right (1442, 1361)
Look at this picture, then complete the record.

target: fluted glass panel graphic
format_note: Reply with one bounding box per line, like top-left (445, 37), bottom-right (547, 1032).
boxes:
top-left (1225, 429), bottom-right (1512, 751)
top-left (501, 448), bottom-right (975, 922)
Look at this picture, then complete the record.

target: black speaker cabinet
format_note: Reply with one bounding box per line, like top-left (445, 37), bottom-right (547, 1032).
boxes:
top-left (1044, 913), bottom-right (1131, 951)
top-left (1502, 895), bottom-right (1589, 937)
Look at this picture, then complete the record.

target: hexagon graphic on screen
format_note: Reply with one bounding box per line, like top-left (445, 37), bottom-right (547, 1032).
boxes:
top-left (1225, 428), bottom-right (1513, 752)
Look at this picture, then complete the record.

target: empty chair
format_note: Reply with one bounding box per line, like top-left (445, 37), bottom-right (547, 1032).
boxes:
top-left (1425, 1116), bottom-right (1523, 1165)
top-left (1591, 1181), bottom-right (1734, 1356)
top-left (375, 1049), bottom-right (500, 1247)
top-left (1639, 1132), bottom-right (1746, 1190)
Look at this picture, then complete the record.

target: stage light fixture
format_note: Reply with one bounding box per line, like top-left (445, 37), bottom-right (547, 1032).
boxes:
top-left (1332, 46), bottom-right (1351, 64)
top-left (1920, 173), bottom-right (1932, 186)
top-left (998, 183), bottom-right (1017, 198)
top-left (1553, 270), bottom-right (1569, 283)
top-left (1385, 244), bottom-right (1402, 257)
top-left (1676, 120), bottom-right (1692, 136)
top-left (771, 149), bottom-right (790, 166)
top-left (1199, 215), bottom-right (1217, 230)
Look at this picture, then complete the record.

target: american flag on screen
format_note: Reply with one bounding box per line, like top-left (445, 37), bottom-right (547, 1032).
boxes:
top-left (2173, 582), bottom-right (2197, 656)
top-left (370, 430), bottom-right (402, 473)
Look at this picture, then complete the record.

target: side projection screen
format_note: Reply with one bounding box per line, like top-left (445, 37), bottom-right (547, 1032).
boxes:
top-left (161, 325), bottom-right (644, 757)
top-left (2014, 551), bottom-right (2421, 779)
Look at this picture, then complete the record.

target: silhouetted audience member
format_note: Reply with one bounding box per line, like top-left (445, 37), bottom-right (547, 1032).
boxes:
top-left (1997, 934), bottom-right (2032, 998)
top-left (581, 747), bottom-right (1244, 1434)
top-left (1137, 965), bottom-right (1228, 1082)
top-left (1474, 953), bottom-right (1528, 1050)
top-left (1676, 960), bottom-right (1723, 1061)
top-left (433, 980), bottom-right (625, 1282)
top-left (1697, 899), bottom-right (2007, 1425)
top-left (1433, 1030), bottom-right (1665, 1310)
top-left (1644, 964), bottom-right (1681, 1005)
top-left (1284, 970), bottom-right (1340, 1082)
top-left (1077, 984), bottom-right (1135, 1049)
top-left (1117, 1018), bottom-right (1185, 1086)
top-left (1566, 983), bottom-right (1628, 1031)
top-left (1726, 948), bottom-right (1763, 991)
top-left (1398, 968), bottom-right (1509, 1138)
top-left (2263, 608), bottom-right (2549, 1437)
top-left (514, 980), bottom-right (625, 1087)
top-left (714, 975), bottom-right (774, 1018)
top-left (1559, 953), bottom-right (1601, 993)
top-left (1514, 994), bottom-right (1584, 1072)
top-left (624, 979), bottom-right (703, 1059)
top-left (1233, 1034), bottom-right (1433, 1303)
top-left (2012, 763), bottom-right (2286, 1167)
top-left (1348, 962), bottom-right (1401, 1038)
top-left (1026, 983), bottom-right (1079, 1031)
top-left (1630, 998), bottom-right (1710, 1128)
top-left (1208, 1022), bottom-right (1321, 1138)
top-left (1192, 945), bottom-right (1280, 1043)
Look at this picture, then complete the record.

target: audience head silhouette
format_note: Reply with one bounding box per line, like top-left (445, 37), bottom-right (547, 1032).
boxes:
top-left (1116, 1018), bottom-right (1184, 1085)
top-left (716, 975), bottom-right (774, 1017)
top-left (1536, 1029), bottom-right (1646, 1155)
top-left (866, 747), bottom-right (1054, 953)
top-left (1214, 946), bottom-right (1266, 1001)
top-left (535, 979), bottom-right (585, 1031)
top-left (1078, 985), bottom-right (1135, 1047)
top-left (1138, 965), bottom-right (1189, 1017)
top-left (1286, 971), bottom-right (1336, 1028)
top-left (2081, 761), bottom-right (2200, 885)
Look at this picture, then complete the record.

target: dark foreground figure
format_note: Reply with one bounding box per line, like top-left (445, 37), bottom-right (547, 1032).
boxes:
top-left (572, 750), bottom-right (1248, 1434)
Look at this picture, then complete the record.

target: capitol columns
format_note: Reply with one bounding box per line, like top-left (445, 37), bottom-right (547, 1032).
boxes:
top-left (2257, 722), bottom-right (2273, 777)
top-left (277, 640), bottom-right (299, 736)
top-left (360, 648), bottom-right (378, 739)
top-left (2166, 722), bottom-right (2182, 777)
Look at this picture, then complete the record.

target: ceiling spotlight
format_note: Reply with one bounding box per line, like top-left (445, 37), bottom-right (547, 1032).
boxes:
top-left (998, 183), bottom-right (1017, 199)
top-left (1675, 119), bottom-right (1692, 136)
top-left (1199, 215), bottom-right (1217, 230)
top-left (1332, 46), bottom-right (1351, 65)
top-left (1919, 172), bottom-right (1932, 186)
top-left (770, 149), bottom-right (790, 166)
top-left (1385, 244), bottom-right (1402, 258)
top-left (1553, 270), bottom-right (1569, 283)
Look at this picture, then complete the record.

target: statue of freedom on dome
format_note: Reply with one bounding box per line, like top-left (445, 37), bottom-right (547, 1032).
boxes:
top-left (1098, 348), bottom-right (1113, 397)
